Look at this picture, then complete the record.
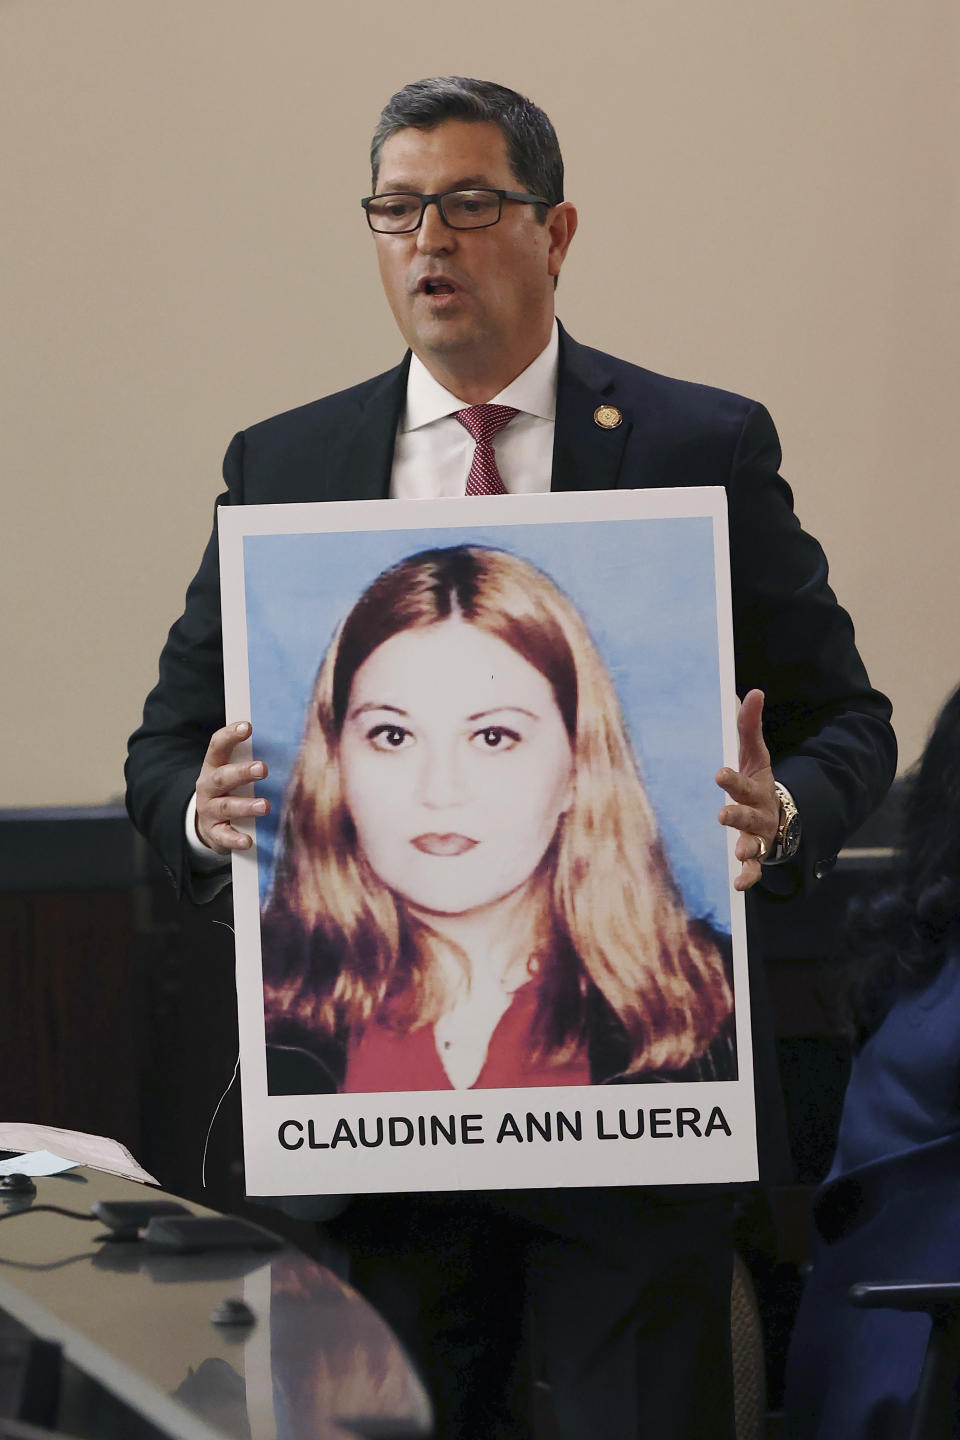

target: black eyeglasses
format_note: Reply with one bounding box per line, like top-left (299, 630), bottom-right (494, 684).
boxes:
top-left (361, 187), bottom-right (553, 234)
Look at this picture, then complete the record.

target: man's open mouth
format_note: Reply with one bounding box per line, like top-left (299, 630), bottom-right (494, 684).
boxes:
top-left (419, 278), bottom-right (457, 296)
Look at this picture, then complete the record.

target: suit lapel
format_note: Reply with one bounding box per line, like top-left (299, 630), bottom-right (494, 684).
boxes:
top-left (320, 333), bottom-right (636, 501)
top-left (551, 325), bottom-right (634, 493)
top-left (321, 354), bottom-right (411, 502)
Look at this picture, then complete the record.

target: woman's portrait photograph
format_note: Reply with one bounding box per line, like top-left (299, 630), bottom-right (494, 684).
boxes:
top-left (221, 491), bottom-right (755, 1194)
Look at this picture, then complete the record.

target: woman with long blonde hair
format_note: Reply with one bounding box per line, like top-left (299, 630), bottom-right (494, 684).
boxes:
top-left (262, 544), bottom-right (734, 1093)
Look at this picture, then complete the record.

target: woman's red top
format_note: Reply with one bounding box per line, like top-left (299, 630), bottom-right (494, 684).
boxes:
top-left (342, 980), bottom-right (591, 1092)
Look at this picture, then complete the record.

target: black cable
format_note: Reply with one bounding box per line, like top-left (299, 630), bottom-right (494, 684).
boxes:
top-left (0, 1204), bottom-right (94, 1224)
top-left (0, 1251), bottom-right (95, 1273)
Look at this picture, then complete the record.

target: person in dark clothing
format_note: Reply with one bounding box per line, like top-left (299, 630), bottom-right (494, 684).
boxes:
top-left (784, 681), bottom-right (960, 1440)
top-left (126, 74), bottom-right (897, 1440)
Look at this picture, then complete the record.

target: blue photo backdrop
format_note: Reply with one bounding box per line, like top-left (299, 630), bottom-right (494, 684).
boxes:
top-left (243, 515), bottom-right (731, 933)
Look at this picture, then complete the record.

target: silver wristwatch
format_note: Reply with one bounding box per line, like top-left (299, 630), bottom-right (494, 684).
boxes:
top-left (762, 781), bottom-right (802, 865)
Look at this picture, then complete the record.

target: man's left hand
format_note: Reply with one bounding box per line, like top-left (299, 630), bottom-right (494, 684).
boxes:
top-left (716, 689), bottom-right (781, 892)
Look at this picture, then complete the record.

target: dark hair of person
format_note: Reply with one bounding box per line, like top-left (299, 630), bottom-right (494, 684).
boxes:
top-left (842, 682), bottom-right (960, 1048)
top-left (370, 76), bottom-right (564, 218)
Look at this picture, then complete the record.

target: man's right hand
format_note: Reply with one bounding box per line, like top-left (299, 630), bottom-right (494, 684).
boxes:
top-left (194, 721), bottom-right (270, 853)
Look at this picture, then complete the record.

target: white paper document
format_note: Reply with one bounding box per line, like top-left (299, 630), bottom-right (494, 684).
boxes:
top-left (0, 1149), bottom-right (78, 1177)
top-left (0, 1123), bottom-right (158, 1184)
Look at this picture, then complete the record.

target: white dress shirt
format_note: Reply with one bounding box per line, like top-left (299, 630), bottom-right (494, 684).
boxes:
top-left (390, 320), bottom-right (558, 497)
top-left (187, 323), bottom-right (560, 869)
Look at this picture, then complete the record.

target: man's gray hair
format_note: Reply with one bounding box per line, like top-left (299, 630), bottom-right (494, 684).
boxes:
top-left (370, 76), bottom-right (564, 215)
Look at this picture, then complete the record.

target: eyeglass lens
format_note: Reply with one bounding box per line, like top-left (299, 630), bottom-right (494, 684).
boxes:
top-left (367, 190), bottom-right (502, 232)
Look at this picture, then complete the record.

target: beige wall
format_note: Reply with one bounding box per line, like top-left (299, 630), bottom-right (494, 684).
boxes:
top-left (2, 0), bottom-right (957, 807)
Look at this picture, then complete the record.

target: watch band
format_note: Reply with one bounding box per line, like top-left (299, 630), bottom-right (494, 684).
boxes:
top-left (763, 781), bottom-right (801, 865)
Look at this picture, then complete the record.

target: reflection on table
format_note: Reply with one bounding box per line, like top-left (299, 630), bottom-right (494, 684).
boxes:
top-left (0, 1167), bottom-right (431, 1439)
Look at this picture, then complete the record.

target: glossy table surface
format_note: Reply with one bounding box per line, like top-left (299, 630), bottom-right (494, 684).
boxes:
top-left (0, 1168), bottom-right (431, 1439)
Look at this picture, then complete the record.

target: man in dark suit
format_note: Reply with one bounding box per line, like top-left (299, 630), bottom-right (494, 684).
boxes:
top-left (126, 77), bottom-right (896, 1439)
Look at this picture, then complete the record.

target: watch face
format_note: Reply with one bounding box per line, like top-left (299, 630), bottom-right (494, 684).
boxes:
top-left (783, 813), bottom-right (802, 855)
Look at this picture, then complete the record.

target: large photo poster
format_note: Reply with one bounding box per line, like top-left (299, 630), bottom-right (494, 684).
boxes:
top-left (220, 488), bottom-right (756, 1195)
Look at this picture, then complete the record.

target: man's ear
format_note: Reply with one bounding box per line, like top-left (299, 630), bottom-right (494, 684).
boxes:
top-left (547, 202), bottom-right (578, 279)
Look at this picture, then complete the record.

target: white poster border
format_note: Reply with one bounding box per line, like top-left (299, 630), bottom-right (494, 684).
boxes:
top-left (219, 487), bottom-right (756, 1195)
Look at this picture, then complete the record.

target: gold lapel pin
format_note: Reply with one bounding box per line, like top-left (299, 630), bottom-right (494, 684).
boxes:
top-left (593, 405), bottom-right (622, 430)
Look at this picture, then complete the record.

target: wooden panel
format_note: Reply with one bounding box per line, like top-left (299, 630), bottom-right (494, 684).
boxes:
top-left (0, 890), bottom-right (141, 1153)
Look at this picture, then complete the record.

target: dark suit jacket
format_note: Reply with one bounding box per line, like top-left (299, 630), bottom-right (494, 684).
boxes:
top-left (125, 325), bottom-right (896, 1176)
top-left (784, 943), bottom-right (960, 1436)
top-left (126, 324), bottom-right (895, 897)
top-left (784, 1135), bottom-right (960, 1439)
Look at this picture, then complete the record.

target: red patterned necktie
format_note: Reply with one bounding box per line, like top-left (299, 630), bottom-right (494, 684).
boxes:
top-left (455, 404), bottom-right (519, 495)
